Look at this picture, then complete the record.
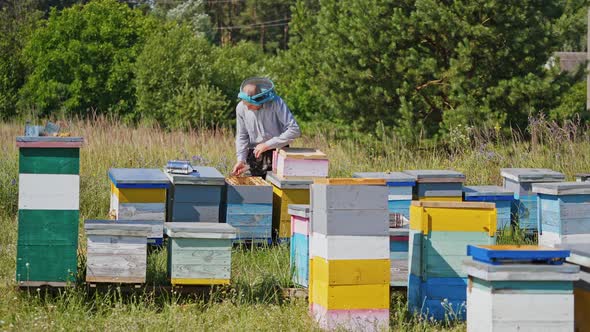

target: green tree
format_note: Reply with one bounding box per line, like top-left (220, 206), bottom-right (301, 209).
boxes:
top-left (279, 0), bottom-right (569, 140)
top-left (0, 0), bottom-right (41, 119)
top-left (20, 0), bottom-right (156, 118)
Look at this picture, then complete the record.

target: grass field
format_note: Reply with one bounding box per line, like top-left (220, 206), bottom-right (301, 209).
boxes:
top-left (1, 118), bottom-right (589, 331)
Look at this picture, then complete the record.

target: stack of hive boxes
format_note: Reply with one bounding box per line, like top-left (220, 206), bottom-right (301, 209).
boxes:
top-left (561, 244), bottom-right (590, 332)
top-left (225, 176), bottom-right (273, 244)
top-left (84, 220), bottom-right (152, 284)
top-left (500, 168), bottom-right (565, 233)
top-left (268, 148), bottom-right (329, 242)
top-left (408, 201), bottom-right (497, 320)
top-left (108, 168), bottom-right (169, 245)
top-left (309, 179), bottom-right (389, 331)
top-left (352, 172), bottom-right (416, 287)
top-left (465, 245), bottom-right (579, 331)
top-left (403, 170), bottom-right (465, 202)
top-left (288, 204), bottom-right (311, 287)
top-left (16, 136), bottom-right (83, 287)
top-left (166, 166), bottom-right (225, 223)
top-left (165, 222), bottom-right (237, 286)
top-left (464, 186), bottom-right (514, 233)
top-left (533, 182), bottom-right (590, 248)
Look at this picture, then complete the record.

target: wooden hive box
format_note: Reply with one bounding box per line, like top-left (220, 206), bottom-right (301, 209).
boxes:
top-left (403, 169), bottom-right (465, 202)
top-left (84, 220), bottom-right (152, 284)
top-left (464, 185), bottom-right (514, 232)
top-left (562, 245), bottom-right (590, 332)
top-left (166, 166), bottom-right (225, 223)
top-left (390, 227), bottom-right (409, 287)
top-left (500, 168), bottom-right (565, 233)
top-left (16, 136), bottom-right (83, 287)
top-left (464, 245), bottom-right (579, 332)
top-left (276, 148), bottom-right (329, 178)
top-left (289, 204), bottom-right (310, 287)
top-left (309, 179), bottom-right (389, 332)
top-left (225, 176), bottom-right (273, 244)
top-left (266, 171), bottom-right (312, 241)
top-left (352, 172), bottom-right (416, 227)
top-left (108, 168), bottom-right (169, 245)
top-left (533, 182), bottom-right (590, 248)
top-left (165, 222), bottom-right (236, 285)
top-left (408, 201), bottom-right (497, 321)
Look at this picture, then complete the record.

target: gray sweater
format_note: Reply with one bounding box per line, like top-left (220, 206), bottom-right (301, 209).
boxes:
top-left (235, 96), bottom-right (301, 162)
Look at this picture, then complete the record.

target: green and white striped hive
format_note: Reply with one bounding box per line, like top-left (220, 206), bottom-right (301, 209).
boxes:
top-left (16, 136), bottom-right (83, 287)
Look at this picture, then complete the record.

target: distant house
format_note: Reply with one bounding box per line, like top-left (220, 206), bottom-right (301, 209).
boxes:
top-left (546, 52), bottom-right (587, 73)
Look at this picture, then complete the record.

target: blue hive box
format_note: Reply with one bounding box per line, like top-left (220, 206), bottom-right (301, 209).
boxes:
top-left (464, 185), bottom-right (514, 232)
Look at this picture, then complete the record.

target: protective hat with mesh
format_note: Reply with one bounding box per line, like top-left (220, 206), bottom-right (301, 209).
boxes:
top-left (237, 77), bottom-right (276, 106)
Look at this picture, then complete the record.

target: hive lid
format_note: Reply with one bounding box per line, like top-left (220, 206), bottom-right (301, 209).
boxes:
top-left (402, 170), bottom-right (465, 183)
top-left (500, 168), bottom-right (565, 183)
top-left (560, 244), bottom-right (590, 268)
top-left (464, 185), bottom-right (515, 199)
top-left (313, 178), bottom-right (386, 185)
top-left (165, 166), bottom-right (225, 185)
top-left (16, 136), bottom-right (84, 148)
top-left (164, 222), bottom-right (236, 239)
top-left (226, 176), bottom-right (269, 186)
top-left (532, 182), bottom-right (590, 195)
top-left (109, 168), bottom-right (170, 188)
top-left (265, 171), bottom-right (313, 189)
top-left (463, 259), bottom-right (580, 282)
top-left (84, 220), bottom-right (153, 236)
top-left (288, 204), bottom-right (310, 218)
top-left (279, 148), bottom-right (327, 159)
top-left (353, 172), bottom-right (416, 185)
top-left (467, 245), bottom-right (570, 265)
top-left (575, 173), bottom-right (590, 180)
top-left (411, 201), bottom-right (495, 209)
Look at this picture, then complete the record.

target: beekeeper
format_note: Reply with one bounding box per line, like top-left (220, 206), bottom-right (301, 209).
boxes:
top-left (231, 77), bottom-right (301, 177)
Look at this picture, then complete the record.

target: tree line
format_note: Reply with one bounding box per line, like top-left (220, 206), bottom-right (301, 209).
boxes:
top-left (0, 0), bottom-right (588, 141)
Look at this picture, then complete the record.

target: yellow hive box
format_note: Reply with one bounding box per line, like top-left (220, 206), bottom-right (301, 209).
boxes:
top-left (310, 281), bottom-right (389, 310)
top-left (410, 201), bottom-right (497, 235)
top-left (171, 278), bottom-right (230, 286)
top-left (272, 186), bottom-right (309, 239)
top-left (310, 257), bottom-right (390, 285)
top-left (111, 183), bottom-right (166, 203)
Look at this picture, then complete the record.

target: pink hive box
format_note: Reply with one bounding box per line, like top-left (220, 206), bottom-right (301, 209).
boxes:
top-left (276, 148), bottom-right (329, 178)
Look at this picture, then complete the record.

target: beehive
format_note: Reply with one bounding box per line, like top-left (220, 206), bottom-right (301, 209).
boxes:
top-left (352, 172), bottom-right (416, 226)
top-left (84, 220), bottom-right (152, 284)
top-left (165, 222), bottom-right (236, 285)
top-left (275, 148), bottom-right (329, 178)
top-left (408, 201), bottom-right (497, 320)
top-left (500, 168), bottom-right (565, 233)
top-left (464, 185), bottom-right (514, 232)
top-left (309, 179), bottom-right (389, 332)
top-left (465, 245), bottom-right (578, 332)
top-left (562, 244), bottom-right (590, 332)
top-left (166, 166), bottom-right (225, 223)
top-left (109, 168), bottom-right (169, 245)
top-left (533, 182), bottom-right (590, 249)
top-left (389, 227), bottom-right (409, 286)
top-left (225, 176), bottom-right (272, 244)
top-left (16, 136), bottom-right (83, 287)
top-left (266, 171), bottom-right (312, 241)
top-left (289, 204), bottom-right (310, 287)
top-left (403, 170), bottom-right (465, 202)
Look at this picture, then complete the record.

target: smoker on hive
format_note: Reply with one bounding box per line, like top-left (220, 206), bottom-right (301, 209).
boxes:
top-left (231, 77), bottom-right (301, 178)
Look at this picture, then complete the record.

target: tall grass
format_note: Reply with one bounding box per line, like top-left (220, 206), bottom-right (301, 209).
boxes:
top-left (1, 117), bottom-right (589, 331)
